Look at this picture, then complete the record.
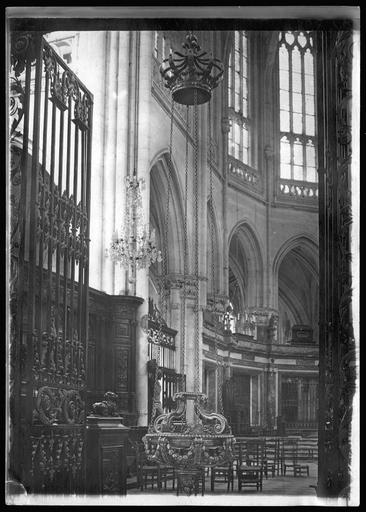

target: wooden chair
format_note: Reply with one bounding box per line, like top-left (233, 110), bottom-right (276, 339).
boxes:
top-left (237, 464), bottom-right (263, 492)
top-left (159, 464), bottom-right (176, 490)
top-left (232, 440), bottom-right (242, 471)
top-left (245, 438), bottom-right (266, 472)
top-left (210, 462), bottom-right (234, 492)
top-left (263, 437), bottom-right (280, 477)
top-left (136, 447), bottom-right (163, 491)
top-left (283, 438), bottom-right (310, 477)
top-left (237, 441), bottom-right (264, 492)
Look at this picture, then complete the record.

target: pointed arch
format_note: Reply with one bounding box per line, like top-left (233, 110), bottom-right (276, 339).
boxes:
top-left (274, 234), bottom-right (319, 343)
top-left (273, 233), bottom-right (319, 280)
top-left (228, 221), bottom-right (265, 308)
top-left (149, 152), bottom-right (186, 277)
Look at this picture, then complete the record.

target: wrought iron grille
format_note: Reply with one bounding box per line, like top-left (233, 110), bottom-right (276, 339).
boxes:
top-left (9, 32), bottom-right (93, 493)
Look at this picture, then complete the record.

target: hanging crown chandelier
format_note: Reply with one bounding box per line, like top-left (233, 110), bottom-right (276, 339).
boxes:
top-left (160, 32), bottom-right (224, 105)
top-left (108, 175), bottom-right (162, 270)
top-left (144, 31), bottom-right (235, 494)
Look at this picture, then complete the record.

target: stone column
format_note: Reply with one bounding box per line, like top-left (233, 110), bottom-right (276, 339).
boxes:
top-left (114, 31), bottom-right (132, 296)
top-left (169, 283), bottom-right (182, 374)
top-left (197, 103), bottom-right (208, 397)
top-left (309, 379), bottom-right (318, 422)
top-left (77, 31), bottom-right (131, 294)
top-left (266, 367), bottom-right (277, 431)
top-left (297, 378), bottom-right (303, 422)
top-left (76, 31), bottom-right (106, 292)
top-left (185, 286), bottom-right (199, 422)
top-left (134, 30), bottom-right (153, 426)
top-left (264, 146), bottom-right (274, 309)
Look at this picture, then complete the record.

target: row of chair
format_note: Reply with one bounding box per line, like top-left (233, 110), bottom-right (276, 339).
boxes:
top-left (210, 437), bottom-right (310, 492)
top-left (234, 437), bottom-right (311, 477)
top-left (135, 437), bottom-right (311, 493)
top-left (136, 451), bottom-right (206, 495)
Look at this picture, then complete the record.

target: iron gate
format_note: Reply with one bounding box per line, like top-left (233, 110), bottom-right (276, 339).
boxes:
top-left (9, 32), bottom-right (93, 493)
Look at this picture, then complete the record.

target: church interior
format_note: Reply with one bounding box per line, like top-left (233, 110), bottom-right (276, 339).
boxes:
top-left (7, 9), bottom-right (358, 504)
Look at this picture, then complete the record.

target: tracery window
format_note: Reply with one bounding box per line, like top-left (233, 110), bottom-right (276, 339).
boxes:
top-left (228, 31), bottom-right (250, 165)
top-left (279, 31), bottom-right (317, 183)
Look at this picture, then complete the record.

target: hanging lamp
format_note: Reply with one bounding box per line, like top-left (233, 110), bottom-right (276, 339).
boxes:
top-left (108, 175), bottom-right (162, 270)
top-left (160, 32), bottom-right (224, 106)
top-left (143, 31), bottom-right (234, 495)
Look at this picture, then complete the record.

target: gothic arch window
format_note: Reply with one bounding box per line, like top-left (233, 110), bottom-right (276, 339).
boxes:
top-left (228, 31), bottom-right (250, 165)
top-left (278, 31), bottom-right (317, 183)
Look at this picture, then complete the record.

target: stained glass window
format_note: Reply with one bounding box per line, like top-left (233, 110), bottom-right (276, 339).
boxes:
top-left (228, 31), bottom-right (250, 165)
top-left (278, 31), bottom-right (317, 183)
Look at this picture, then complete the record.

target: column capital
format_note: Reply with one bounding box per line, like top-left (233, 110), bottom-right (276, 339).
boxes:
top-left (156, 273), bottom-right (200, 298)
top-left (221, 116), bottom-right (231, 134)
top-left (250, 307), bottom-right (278, 325)
top-left (206, 293), bottom-right (228, 314)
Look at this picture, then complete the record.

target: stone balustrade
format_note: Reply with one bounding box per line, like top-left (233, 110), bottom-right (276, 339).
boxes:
top-left (279, 179), bottom-right (318, 199)
top-left (228, 156), bottom-right (261, 189)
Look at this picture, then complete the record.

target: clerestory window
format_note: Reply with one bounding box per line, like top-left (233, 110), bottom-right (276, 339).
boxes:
top-left (279, 31), bottom-right (317, 183)
top-left (228, 31), bottom-right (250, 165)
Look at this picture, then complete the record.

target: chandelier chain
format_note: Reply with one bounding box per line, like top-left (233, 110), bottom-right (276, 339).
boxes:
top-left (162, 99), bottom-right (175, 298)
top-left (180, 105), bottom-right (190, 391)
top-left (193, 89), bottom-right (200, 394)
top-left (208, 101), bottom-right (224, 414)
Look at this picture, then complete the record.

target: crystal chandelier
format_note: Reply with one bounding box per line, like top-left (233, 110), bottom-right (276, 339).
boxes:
top-left (108, 175), bottom-right (162, 270)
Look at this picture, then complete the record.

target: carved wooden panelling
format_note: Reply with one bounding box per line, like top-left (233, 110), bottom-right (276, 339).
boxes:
top-left (87, 291), bottom-right (143, 420)
top-left (115, 321), bottom-right (130, 338)
top-left (101, 446), bottom-right (123, 494)
top-left (114, 347), bottom-right (130, 393)
top-left (87, 343), bottom-right (96, 388)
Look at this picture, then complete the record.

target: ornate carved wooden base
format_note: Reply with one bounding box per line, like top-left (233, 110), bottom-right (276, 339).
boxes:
top-left (86, 416), bottom-right (130, 495)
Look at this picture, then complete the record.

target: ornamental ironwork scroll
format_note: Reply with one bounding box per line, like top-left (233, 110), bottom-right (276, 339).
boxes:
top-left (9, 33), bottom-right (93, 494)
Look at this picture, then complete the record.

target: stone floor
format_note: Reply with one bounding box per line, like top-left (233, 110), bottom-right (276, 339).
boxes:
top-left (127, 461), bottom-right (318, 497)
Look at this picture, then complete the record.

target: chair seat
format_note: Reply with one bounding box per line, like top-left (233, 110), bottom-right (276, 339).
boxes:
top-left (238, 465), bottom-right (263, 478)
top-left (237, 464), bottom-right (263, 491)
top-left (239, 464), bottom-right (262, 471)
top-left (138, 463), bottom-right (161, 491)
top-left (159, 465), bottom-right (176, 490)
top-left (284, 462), bottom-right (310, 477)
top-left (142, 464), bottom-right (160, 470)
top-left (293, 464), bottom-right (310, 477)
